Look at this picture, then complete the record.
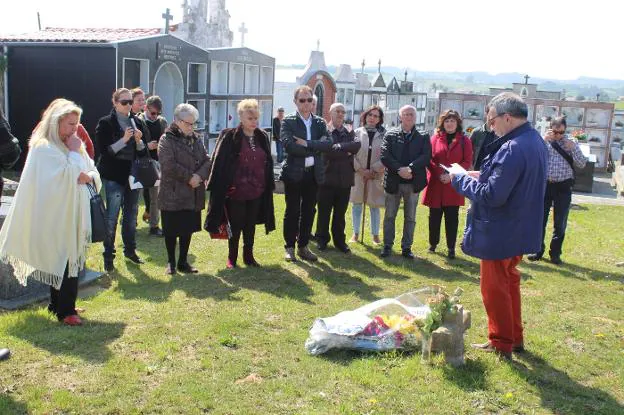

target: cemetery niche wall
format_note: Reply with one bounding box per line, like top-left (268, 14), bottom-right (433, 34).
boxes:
top-left (0, 29), bottom-right (211, 161)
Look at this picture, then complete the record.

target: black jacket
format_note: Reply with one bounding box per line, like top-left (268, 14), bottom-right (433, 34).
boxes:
top-left (138, 113), bottom-right (167, 160)
top-left (279, 112), bottom-right (332, 184)
top-left (0, 108), bottom-right (21, 172)
top-left (95, 109), bottom-right (148, 185)
top-left (0, 108), bottom-right (22, 196)
top-left (470, 123), bottom-right (498, 170)
top-left (205, 126), bottom-right (276, 234)
top-left (381, 126), bottom-right (431, 194)
top-left (322, 126), bottom-right (361, 188)
top-left (272, 116), bottom-right (282, 141)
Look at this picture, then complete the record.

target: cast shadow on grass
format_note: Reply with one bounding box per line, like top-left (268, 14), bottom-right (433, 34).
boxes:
top-left (7, 314), bottom-right (125, 363)
top-left (217, 264), bottom-right (315, 304)
top-left (521, 259), bottom-right (624, 282)
top-left (359, 244), bottom-right (480, 284)
top-left (320, 248), bottom-right (410, 281)
top-left (315, 348), bottom-right (417, 366)
top-left (118, 263), bottom-right (241, 303)
top-left (295, 260), bottom-right (383, 302)
top-left (0, 395), bottom-right (28, 415)
top-left (441, 358), bottom-right (488, 391)
top-left (512, 351), bottom-right (623, 415)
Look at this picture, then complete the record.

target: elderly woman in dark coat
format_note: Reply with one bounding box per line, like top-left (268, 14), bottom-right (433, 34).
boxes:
top-left (205, 99), bottom-right (275, 269)
top-left (158, 103), bottom-right (211, 275)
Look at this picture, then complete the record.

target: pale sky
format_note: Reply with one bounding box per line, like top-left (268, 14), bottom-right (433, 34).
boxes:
top-left (1, 0), bottom-right (622, 81)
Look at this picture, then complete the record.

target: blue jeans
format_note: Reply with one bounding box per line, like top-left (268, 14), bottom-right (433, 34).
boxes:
top-left (275, 140), bottom-right (284, 163)
top-left (103, 179), bottom-right (140, 260)
top-left (383, 183), bottom-right (419, 251)
top-left (352, 203), bottom-right (380, 236)
top-left (538, 180), bottom-right (572, 258)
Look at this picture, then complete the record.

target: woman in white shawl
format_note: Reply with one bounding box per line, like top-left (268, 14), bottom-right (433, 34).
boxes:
top-left (0, 98), bottom-right (101, 326)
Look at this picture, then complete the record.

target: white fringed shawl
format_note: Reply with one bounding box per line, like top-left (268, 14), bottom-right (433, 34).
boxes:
top-left (0, 142), bottom-right (101, 290)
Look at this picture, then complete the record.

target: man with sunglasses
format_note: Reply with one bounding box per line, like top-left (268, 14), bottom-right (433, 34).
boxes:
top-left (449, 92), bottom-right (548, 360)
top-left (528, 116), bottom-right (587, 265)
top-left (280, 85), bottom-right (333, 261)
top-left (138, 95), bottom-right (168, 237)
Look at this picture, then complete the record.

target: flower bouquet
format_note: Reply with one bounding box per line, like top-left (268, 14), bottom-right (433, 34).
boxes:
top-left (465, 126), bottom-right (475, 136)
top-left (571, 129), bottom-right (587, 142)
top-left (304, 286), bottom-right (463, 357)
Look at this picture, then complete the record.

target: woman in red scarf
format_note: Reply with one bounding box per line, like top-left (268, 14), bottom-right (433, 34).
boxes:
top-left (422, 110), bottom-right (473, 258)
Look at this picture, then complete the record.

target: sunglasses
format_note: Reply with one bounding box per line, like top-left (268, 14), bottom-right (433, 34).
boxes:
top-left (118, 99), bottom-right (133, 106)
top-left (552, 130), bottom-right (566, 135)
top-left (150, 111), bottom-right (161, 117)
top-left (298, 98), bottom-right (313, 104)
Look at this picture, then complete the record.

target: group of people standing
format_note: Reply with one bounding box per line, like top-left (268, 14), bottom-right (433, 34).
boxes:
top-left (274, 85), bottom-right (475, 263)
top-left (0, 85), bottom-right (589, 368)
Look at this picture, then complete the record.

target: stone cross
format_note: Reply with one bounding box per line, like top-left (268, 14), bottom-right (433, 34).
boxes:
top-left (162, 8), bottom-right (173, 34)
top-left (316, 39), bottom-right (320, 51)
top-left (378, 59), bottom-right (381, 73)
top-left (524, 74), bottom-right (530, 84)
top-left (239, 22), bottom-right (248, 47)
top-left (361, 59), bottom-right (365, 74)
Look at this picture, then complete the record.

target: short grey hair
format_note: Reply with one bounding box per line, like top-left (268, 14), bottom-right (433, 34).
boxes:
top-left (489, 92), bottom-right (528, 119)
top-left (399, 105), bottom-right (416, 116)
top-left (329, 102), bottom-right (345, 114)
top-left (174, 103), bottom-right (200, 122)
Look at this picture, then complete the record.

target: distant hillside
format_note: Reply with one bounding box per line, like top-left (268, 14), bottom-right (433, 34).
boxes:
top-left (277, 64), bottom-right (624, 101)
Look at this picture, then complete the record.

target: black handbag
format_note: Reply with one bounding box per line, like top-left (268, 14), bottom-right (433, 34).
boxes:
top-left (87, 183), bottom-right (109, 243)
top-left (131, 156), bottom-right (161, 188)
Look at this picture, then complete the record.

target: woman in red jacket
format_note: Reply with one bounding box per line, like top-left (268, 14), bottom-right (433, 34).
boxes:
top-left (422, 109), bottom-right (473, 258)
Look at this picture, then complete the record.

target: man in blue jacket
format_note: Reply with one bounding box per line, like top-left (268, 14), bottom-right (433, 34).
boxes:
top-left (450, 92), bottom-right (548, 360)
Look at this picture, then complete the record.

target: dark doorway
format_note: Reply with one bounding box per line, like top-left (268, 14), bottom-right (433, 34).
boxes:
top-left (314, 84), bottom-right (324, 117)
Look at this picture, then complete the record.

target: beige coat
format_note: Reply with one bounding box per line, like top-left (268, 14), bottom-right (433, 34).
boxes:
top-left (349, 127), bottom-right (386, 207)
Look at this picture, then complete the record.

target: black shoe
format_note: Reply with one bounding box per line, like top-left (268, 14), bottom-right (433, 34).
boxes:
top-left (527, 253), bottom-right (542, 261)
top-left (125, 253), bottom-right (145, 264)
top-left (104, 260), bottom-right (115, 272)
top-left (512, 342), bottom-right (525, 353)
top-left (550, 256), bottom-right (562, 265)
top-left (380, 246), bottom-right (391, 258)
top-left (401, 249), bottom-right (415, 260)
top-left (177, 263), bottom-right (199, 273)
top-left (317, 242), bottom-right (327, 251)
top-left (336, 244), bottom-right (351, 254)
top-left (0, 348), bottom-right (11, 361)
top-left (448, 249), bottom-right (456, 259)
top-left (428, 245), bottom-right (436, 253)
top-left (149, 227), bottom-right (164, 237)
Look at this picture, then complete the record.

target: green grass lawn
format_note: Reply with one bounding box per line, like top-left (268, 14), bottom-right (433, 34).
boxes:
top-left (1, 199), bottom-right (623, 414)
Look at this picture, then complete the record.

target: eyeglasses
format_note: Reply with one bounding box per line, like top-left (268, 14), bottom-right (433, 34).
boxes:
top-left (298, 98), bottom-right (314, 104)
top-left (180, 119), bottom-right (198, 128)
top-left (118, 99), bottom-right (133, 106)
top-left (150, 111), bottom-right (161, 117)
top-left (367, 113), bottom-right (380, 118)
top-left (552, 129), bottom-right (566, 135)
top-left (487, 113), bottom-right (507, 125)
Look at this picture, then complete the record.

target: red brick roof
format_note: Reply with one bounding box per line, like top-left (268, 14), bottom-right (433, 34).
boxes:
top-left (0, 26), bottom-right (179, 43)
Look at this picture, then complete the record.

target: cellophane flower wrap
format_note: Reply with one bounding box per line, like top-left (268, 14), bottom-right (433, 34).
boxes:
top-left (305, 286), bottom-right (462, 355)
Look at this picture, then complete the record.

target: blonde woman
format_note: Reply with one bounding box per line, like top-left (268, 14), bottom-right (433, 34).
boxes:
top-left (0, 98), bottom-right (101, 326)
top-left (206, 99), bottom-right (275, 269)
